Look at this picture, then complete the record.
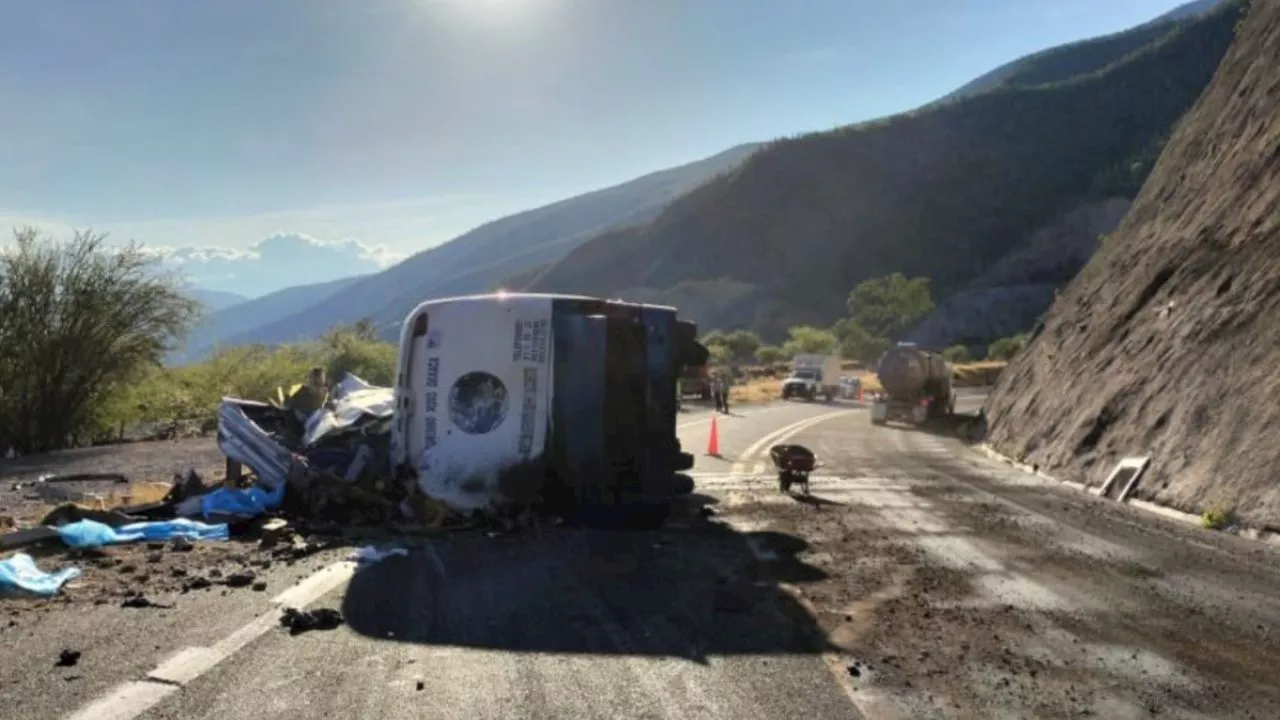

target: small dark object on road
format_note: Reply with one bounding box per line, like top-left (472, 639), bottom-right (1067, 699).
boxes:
top-left (182, 576), bottom-right (212, 592)
top-left (223, 572), bottom-right (256, 588)
top-left (251, 581), bottom-right (268, 592)
top-left (770, 444), bottom-right (818, 495)
top-left (121, 596), bottom-right (173, 609)
top-left (170, 536), bottom-right (194, 552)
top-left (279, 607), bottom-right (344, 635)
top-left (847, 663), bottom-right (861, 678)
top-left (55, 649), bottom-right (81, 667)
top-left (416, 680), bottom-right (425, 691)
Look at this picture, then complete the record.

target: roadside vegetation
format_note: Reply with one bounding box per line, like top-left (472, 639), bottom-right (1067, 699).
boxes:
top-left (0, 228), bottom-right (399, 454)
top-left (704, 273), bottom-right (1030, 375)
top-left (0, 233), bottom-right (1030, 452)
top-left (703, 273), bottom-right (1027, 405)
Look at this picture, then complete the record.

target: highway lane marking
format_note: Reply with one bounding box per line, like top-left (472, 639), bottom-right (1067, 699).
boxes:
top-left (675, 402), bottom-right (800, 430)
top-left (67, 560), bottom-right (358, 720)
top-left (727, 409), bottom-right (905, 719)
top-left (729, 409), bottom-right (857, 475)
top-left (68, 404), bottom-right (853, 720)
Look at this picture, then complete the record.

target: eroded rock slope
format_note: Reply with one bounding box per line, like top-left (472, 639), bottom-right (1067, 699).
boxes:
top-left (986, 0), bottom-right (1280, 527)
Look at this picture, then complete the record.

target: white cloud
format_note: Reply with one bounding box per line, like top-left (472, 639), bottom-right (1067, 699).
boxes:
top-left (151, 232), bottom-right (406, 297)
top-left (0, 187), bottom-right (575, 296)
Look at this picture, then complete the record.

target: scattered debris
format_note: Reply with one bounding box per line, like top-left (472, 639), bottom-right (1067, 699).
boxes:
top-left (257, 518), bottom-right (291, 549)
top-left (0, 553), bottom-right (82, 596)
top-left (222, 572), bottom-right (256, 588)
top-left (39, 473), bottom-right (130, 485)
top-left (121, 596), bottom-right (173, 609)
top-left (348, 545), bottom-right (408, 565)
top-left (279, 607), bottom-right (344, 635)
top-left (0, 526), bottom-right (60, 552)
top-left (56, 518), bottom-right (229, 549)
top-left (182, 576), bottom-right (213, 592)
top-left (55, 649), bottom-right (81, 668)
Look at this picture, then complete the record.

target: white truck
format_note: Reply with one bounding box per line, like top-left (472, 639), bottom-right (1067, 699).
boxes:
top-left (781, 354), bottom-right (842, 402)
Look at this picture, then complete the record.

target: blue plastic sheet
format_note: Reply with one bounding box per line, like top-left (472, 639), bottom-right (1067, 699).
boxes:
top-left (199, 483), bottom-right (286, 520)
top-left (57, 518), bottom-right (230, 549)
top-left (0, 553), bottom-right (82, 596)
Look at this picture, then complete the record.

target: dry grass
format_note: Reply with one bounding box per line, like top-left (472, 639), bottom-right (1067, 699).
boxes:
top-left (93, 481), bottom-right (176, 510)
top-left (953, 361), bottom-right (1007, 387)
top-left (730, 377), bottom-right (784, 404)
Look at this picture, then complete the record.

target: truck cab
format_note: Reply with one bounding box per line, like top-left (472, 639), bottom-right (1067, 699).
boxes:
top-left (782, 354), bottom-right (841, 402)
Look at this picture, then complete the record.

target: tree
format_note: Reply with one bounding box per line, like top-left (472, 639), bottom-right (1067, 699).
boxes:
top-left (988, 333), bottom-right (1030, 361)
top-left (755, 345), bottom-right (787, 365)
top-left (323, 317), bottom-right (380, 345)
top-left (720, 329), bottom-right (762, 364)
top-left (845, 274), bottom-right (935, 340)
top-left (831, 317), bottom-right (889, 364)
top-left (699, 330), bottom-right (727, 350)
top-left (0, 228), bottom-right (200, 452)
top-left (321, 320), bottom-right (397, 385)
top-left (942, 344), bottom-right (972, 364)
top-left (780, 325), bottom-right (838, 356)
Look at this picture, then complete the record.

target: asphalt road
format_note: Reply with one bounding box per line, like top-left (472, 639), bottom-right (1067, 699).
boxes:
top-left (683, 394), bottom-right (1280, 719)
top-left (5, 391), bottom-right (1279, 719)
top-left (2, 400), bottom-right (866, 720)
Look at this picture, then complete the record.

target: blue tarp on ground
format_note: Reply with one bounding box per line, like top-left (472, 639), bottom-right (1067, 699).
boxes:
top-left (0, 553), bottom-right (81, 596)
top-left (57, 518), bottom-right (230, 549)
top-left (198, 483), bottom-right (286, 520)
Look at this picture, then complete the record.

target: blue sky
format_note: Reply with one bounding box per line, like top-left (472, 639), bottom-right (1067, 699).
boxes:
top-left (0, 0), bottom-right (1198, 295)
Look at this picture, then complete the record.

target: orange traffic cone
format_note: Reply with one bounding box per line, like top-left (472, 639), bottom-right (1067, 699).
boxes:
top-left (706, 415), bottom-right (721, 456)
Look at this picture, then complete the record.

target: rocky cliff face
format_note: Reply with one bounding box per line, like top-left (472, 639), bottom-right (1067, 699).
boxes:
top-left (907, 198), bottom-right (1132, 350)
top-left (984, 0), bottom-right (1280, 528)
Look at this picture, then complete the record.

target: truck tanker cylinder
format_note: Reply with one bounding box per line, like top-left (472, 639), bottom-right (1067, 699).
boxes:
top-left (876, 345), bottom-right (952, 399)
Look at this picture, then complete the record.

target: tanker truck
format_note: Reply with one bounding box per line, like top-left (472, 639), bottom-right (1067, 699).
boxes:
top-left (870, 343), bottom-right (955, 426)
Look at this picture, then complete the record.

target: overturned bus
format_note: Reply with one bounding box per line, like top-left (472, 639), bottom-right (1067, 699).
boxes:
top-left (217, 292), bottom-right (709, 529)
top-left (392, 292), bottom-right (708, 526)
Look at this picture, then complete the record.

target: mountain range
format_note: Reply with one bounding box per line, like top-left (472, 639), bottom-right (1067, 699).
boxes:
top-left (171, 143), bottom-right (759, 362)
top-left (177, 0), bottom-right (1231, 359)
top-left (521, 0), bottom-right (1240, 341)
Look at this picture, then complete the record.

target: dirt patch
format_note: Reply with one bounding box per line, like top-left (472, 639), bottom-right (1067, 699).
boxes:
top-left (713, 455), bottom-right (1280, 718)
top-left (0, 437), bottom-right (224, 526)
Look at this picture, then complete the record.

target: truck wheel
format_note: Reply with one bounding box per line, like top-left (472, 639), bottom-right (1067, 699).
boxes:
top-left (670, 473), bottom-right (695, 496)
top-left (823, 391), bottom-right (834, 403)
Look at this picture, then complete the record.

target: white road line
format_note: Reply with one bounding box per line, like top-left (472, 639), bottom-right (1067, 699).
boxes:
top-left (66, 559), bottom-right (359, 720)
top-left (729, 410), bottom-right (857, 474)
top-left (675, 403), bottom-right (795, 430)
top-left (744, 532), bottom-right (907, 720)
top-left (66, 681), bottom-right (178, 720)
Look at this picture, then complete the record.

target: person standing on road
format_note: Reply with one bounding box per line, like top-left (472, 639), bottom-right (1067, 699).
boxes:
top-left (711, 375), bottom-right (724, 413)
top-left (720, 372), bottom-right (733, 414)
